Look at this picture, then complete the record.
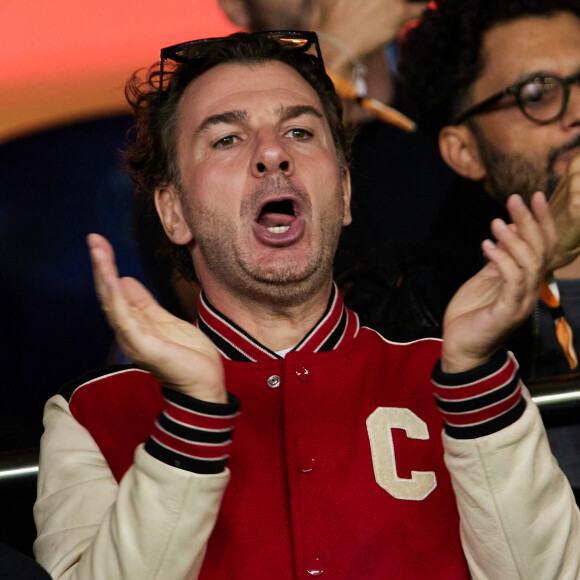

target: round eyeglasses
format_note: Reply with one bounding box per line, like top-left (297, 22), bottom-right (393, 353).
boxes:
top-left (453, 71), bottom-right (580, 125)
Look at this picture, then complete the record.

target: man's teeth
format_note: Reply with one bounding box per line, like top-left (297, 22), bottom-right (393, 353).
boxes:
top-left (267, 225), bottom-right (290, 234)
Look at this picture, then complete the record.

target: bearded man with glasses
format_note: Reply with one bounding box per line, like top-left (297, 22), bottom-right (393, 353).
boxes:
top-left (392, 0), bottom-right (580, 363)
top-left (33, 31), bottom-right (579, 579)
top-left (367, 0), bottom-right (580, 514)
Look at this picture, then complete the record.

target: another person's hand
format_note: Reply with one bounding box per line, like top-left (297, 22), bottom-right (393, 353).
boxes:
top-left (88, 233), bottom-right (226, 403)
top-left (310, 0), bottom-right (427, 75)
top-left (547, 152), bottom-right (580, 272)
top-left (441, 192), bottom-right (557, 373)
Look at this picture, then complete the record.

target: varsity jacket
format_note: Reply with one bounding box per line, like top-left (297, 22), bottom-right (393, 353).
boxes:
top-left (34, 286), bottom-right (580, 579)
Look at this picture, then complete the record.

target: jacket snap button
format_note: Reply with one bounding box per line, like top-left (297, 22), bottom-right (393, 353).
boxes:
top-left (267, 375), bottom-right (281, 388)
top-left (306, 556), bottom-right (324, 576)
top-left (295, 366), bottom-right (311, 381)
top-left (295, 457), bottom-right (315, 473)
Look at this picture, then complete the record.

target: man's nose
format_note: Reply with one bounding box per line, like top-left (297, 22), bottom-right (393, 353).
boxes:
top-left (251, 132), bottom-right (293, 177)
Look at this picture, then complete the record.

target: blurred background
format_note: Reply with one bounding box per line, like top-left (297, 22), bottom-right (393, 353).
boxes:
top-left (0, 0), bottom-right (236, 448)
top-left (0, 0), bottom-right (235, 554)
top-left (2, 0), bottom-right (579, 563)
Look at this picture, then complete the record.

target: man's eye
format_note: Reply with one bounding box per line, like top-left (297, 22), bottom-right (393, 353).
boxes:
top-left (214, 135), bottom-right (239, 148)
top-left (286, 128), bottom-right (313, 139)
top-left (520, 77), bottom-right (559, 106)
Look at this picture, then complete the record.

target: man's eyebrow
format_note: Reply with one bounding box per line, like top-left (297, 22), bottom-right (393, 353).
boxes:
top-left (277, 105), bottom-right (324, 122)
top-left (514, 69), bottom-right (552, 83)
top-left (513, 68), bottom-right (580, 84)
top-left (195, 110), bottom-right (248, 136)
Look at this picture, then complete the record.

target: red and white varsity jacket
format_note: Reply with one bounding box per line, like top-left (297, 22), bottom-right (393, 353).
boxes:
top-left (34, 286), bottom-right (580, 579)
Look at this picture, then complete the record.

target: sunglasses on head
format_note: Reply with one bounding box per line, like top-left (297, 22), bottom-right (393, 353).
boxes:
top-left (158, 30), bottom-right (325, 98)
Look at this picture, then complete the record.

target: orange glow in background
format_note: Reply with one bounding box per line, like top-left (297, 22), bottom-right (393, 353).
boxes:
top-left (0, 0), bottom-right (237, 142)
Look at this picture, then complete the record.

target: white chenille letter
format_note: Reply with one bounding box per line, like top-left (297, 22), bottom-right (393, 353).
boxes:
top-left (367, 407), bottom-right (437, 500)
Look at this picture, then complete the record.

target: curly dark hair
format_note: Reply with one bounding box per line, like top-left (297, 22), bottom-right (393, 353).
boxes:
top-left (124, 32), bottom-right (349, 283)
top-left (398, 0), bottom-right (580, 137)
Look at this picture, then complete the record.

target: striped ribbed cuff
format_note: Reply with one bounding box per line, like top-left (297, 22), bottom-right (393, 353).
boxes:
top-left (145, 388), bottom-right (240, 474)
top-left (432, 351), bottom-right (526, 439)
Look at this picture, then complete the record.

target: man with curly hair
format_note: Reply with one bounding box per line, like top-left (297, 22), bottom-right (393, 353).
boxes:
top-left (34, 31), bottom-right (579, 579)
top-left (395, 0), bottom-right (580, 372)
top-left (392, 0), bottom-right (580, 505)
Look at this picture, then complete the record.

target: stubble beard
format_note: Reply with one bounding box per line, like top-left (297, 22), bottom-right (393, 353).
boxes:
top-left (471, 124), bottom-right (580, 205)
top-left (178, 179), bottom-right (345, 308)
top-left (472, 128), bottom-right (556, 204)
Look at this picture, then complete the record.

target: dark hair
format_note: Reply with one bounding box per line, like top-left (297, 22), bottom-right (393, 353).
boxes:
top-left (398, 0), bottom-right (580, 137)
top-left (124, 32), bottom-right (348, 282)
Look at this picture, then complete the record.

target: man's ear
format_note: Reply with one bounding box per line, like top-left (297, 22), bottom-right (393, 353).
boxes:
top-left (216, 0), bottom-right (251, 29)
top-left (438, 124), bottom-right (487, 181)
top-left (154, 185), bottom-right (194, 245)
top-left (342, 168), bottom-right (352, 227)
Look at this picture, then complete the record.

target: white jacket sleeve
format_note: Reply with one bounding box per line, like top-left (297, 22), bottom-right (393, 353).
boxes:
top-left (34, 394), bottom-right (229, 580)
top-left (445, 389), bottom-right (580, 580)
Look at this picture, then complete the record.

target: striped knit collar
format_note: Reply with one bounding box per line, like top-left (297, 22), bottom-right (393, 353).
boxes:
top-left (196, 283), bottom-right (360, 362)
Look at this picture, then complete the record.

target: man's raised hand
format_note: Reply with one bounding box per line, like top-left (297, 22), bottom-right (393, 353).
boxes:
top-left (88, 233), bottom-right (226, 403)
top-left (441, 192), bottom-right (557, 373)
top-left (548, 152), bottom-right (580, 271)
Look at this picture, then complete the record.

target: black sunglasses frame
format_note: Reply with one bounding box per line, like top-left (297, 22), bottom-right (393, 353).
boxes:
top-left (158, 30), bottom-right (325, 98)
top-left (453, 71), bottom-right (580, 126)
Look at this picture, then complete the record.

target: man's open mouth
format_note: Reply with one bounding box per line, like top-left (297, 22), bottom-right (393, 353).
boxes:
top-left (253, 197), bottom-right (305, 245)
top-left (257, 199), bottom-right (296, 233)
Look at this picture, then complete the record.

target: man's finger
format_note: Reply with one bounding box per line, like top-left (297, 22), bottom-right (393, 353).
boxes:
top-left (481, 238), bottom-right (534, 319)
top-left (87, 234), bottom-right (137, 336)
top-left (504, 194), bottom-right (549, 269)
top-left (505, 194), bottom-right (541, 241)
top-left (530, 191), bottom-right (558, 262)
top-left (88, 233), bottom-right (119, 287)
top-left (489, 215), bottom-right (542, 284)
top-left (87, 233), bottom-right (119, 308)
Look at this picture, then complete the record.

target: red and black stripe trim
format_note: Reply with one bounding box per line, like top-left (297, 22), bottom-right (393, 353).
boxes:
top-left (145, 388), bottom-right (240, 474)
top-left (196, 283), bottom-right (359, 361)
top-left (197, 294), bottom-right (278, 362)
top-left (432, 351), bottom-right (526, 439)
